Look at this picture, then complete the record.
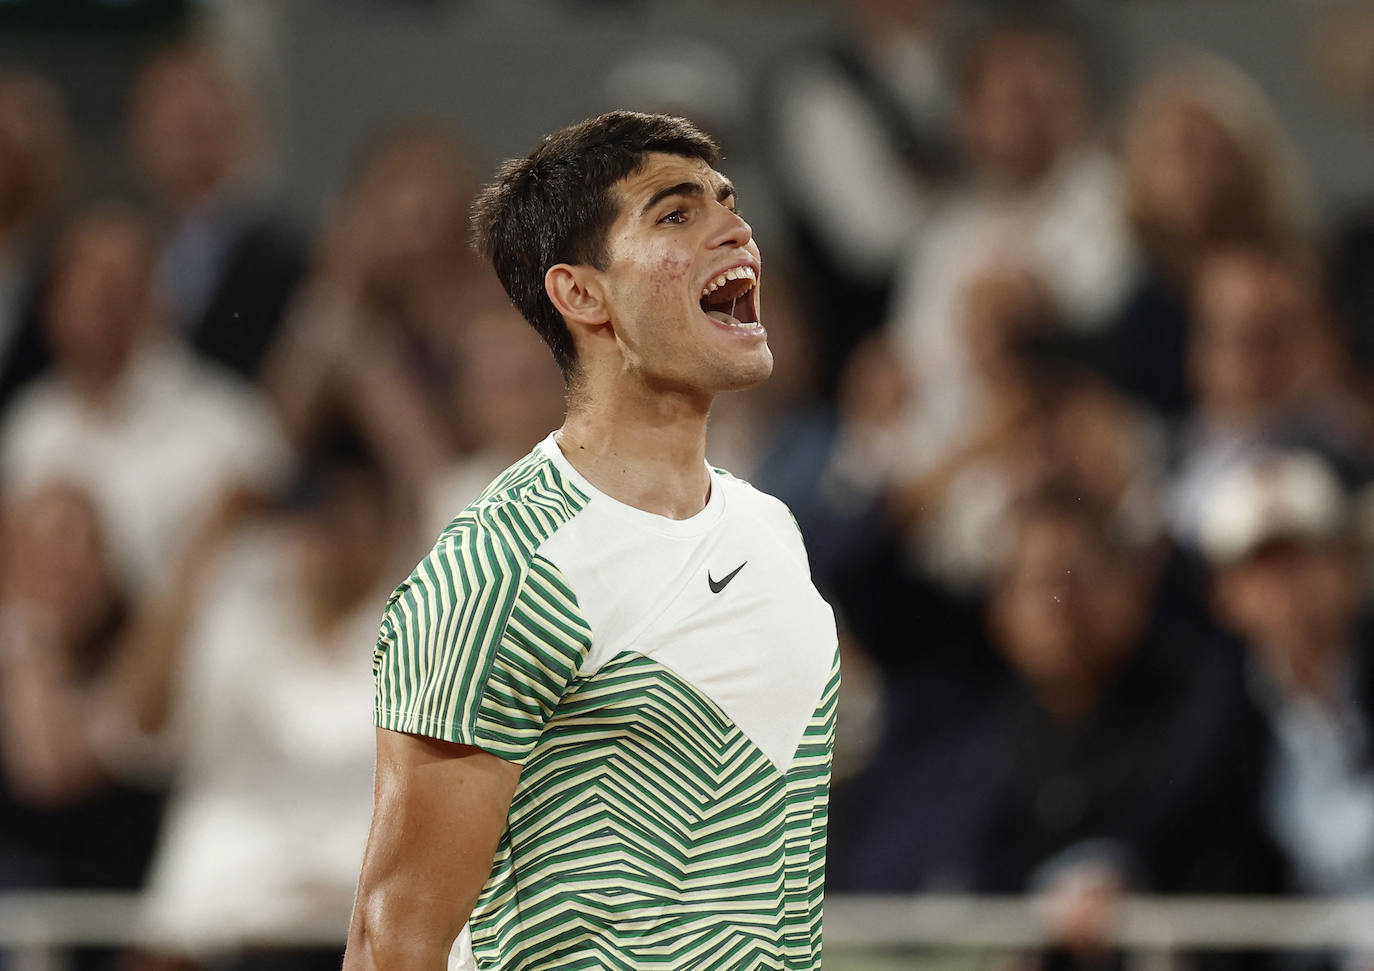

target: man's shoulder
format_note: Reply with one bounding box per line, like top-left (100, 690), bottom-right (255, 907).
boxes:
top-left (395, 445), bottom-right (591, 610)
top-left (451, 443), bottom-right (589, 545)
top-left (711, 465), bottom-right (800, 529)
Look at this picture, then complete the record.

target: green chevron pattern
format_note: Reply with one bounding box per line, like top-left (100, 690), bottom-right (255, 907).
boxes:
top-left (372, 444), bottom-right (838, 971)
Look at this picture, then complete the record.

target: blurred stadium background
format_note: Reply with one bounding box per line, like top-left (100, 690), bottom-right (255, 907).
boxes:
top-left (3, 0), bottom-right (1374, 968)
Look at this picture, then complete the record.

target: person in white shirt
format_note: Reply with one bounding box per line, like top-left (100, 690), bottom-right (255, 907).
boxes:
top-left (0, 202), bottom-right (293, 594)
top-left (139, 449), bottom-right (399, 969)
top-left (885, 12), bottom-right (1135, 477)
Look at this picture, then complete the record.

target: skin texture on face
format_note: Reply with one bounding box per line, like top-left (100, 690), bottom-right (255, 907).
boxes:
top-left (560, 153), bottom-right (772, 406)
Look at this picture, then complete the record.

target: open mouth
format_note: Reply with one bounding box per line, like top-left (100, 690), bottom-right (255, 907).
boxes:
top-left (699, 265), bottom-right (760, 329)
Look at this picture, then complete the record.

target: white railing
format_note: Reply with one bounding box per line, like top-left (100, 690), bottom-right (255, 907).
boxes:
top-left (5, 893), bottom-right (1374, 970)
top-left (826, 894), bottom-right (1374, 949)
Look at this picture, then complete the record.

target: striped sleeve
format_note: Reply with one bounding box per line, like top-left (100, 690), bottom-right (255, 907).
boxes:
top-left (372, 511), bottom-right (592, 763)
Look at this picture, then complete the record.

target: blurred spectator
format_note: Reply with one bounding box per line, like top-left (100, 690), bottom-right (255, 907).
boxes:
top-left (1203, 451), bottom-right (1374, 896)
top-left (129, 42), bottom-right (306, 380)
top-left (0, 484), bottom-right (164, 899)
top-left (765, 0), bottom-right (954, 382)
top-left (422, 304), bottom-right (566, 538)
top-left (887, 266), bottom-right (1162, 592)
top-left (0, 69), bottom-right (68, 409)
top-left (1103, 55), bottom-right (1315, 419)
top-left (840, 491), bottom-right (1279, 907)
top-left (0, 202), bottom-right (293, 593)
top-left (267, 123), bottom-right (494, 483)
top-left (1168, 242), bottom-right (1373, 552)
top-left (0, 451), bottom-right (389, 968)
top-left (885, 8), bottom-right (1135, 482)
top-left (133, 448), bottom-right (394, 969)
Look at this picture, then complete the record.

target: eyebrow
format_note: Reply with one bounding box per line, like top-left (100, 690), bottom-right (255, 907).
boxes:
top-left (639, 178), bottom-right (737, 217)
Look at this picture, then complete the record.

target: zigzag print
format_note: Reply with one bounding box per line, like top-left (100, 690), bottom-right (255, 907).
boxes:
top-left (471, 653), bottom-right (836, 970)
top-left (374, 442), bottom-right (838, 970)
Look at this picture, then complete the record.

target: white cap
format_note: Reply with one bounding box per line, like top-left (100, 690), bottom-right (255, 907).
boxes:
top-left (1197, 451), bottom-right (1348, 566)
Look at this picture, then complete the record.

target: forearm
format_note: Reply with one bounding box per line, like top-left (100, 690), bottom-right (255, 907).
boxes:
top-left (0, 610), bottom-right (104, 803)
top-left (344, 887), bottom-right (462, 970)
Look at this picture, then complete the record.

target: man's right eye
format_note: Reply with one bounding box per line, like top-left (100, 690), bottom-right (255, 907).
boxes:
top-left (659, 210), bottom-right (687, 225)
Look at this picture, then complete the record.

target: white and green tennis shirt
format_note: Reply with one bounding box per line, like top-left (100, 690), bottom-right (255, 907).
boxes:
top-left (373, 433), bottom-right (839, 971)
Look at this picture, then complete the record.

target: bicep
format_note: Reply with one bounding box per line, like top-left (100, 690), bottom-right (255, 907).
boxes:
top-left (348, 728), bottom-right (520, 964)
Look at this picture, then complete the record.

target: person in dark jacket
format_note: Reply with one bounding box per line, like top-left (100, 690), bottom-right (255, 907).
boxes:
top-left (128, 43), bottom-right (305, 382)
top-left (839, 489), bottom-right (1281, 923)
top-left (1203, 450), bottom-right (1374, 896)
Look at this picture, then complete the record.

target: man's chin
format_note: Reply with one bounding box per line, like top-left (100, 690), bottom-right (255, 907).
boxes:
top-left (713, 350), bottom-right (774, 393)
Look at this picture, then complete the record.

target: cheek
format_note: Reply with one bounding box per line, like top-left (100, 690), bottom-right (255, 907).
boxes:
top-left (649, 251), bottom-right (693, 301)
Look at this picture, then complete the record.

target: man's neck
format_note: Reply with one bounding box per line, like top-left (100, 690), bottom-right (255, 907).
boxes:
top-left (557, 385), bottom-right (713, 521)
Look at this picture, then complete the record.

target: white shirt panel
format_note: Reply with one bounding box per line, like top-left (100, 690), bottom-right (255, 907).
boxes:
top-left (536, 435), bottom-right (837, 774)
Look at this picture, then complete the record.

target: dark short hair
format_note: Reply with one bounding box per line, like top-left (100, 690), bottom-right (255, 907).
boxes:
top-left (471, 111), bottom-right (720, 380)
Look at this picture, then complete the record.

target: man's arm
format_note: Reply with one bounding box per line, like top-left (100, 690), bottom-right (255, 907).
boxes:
top-left (344, 728), bottom-right (521, 970)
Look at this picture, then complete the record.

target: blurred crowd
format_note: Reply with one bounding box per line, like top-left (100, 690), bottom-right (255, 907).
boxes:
top-left (3, 0), bottom-right (1374, 968)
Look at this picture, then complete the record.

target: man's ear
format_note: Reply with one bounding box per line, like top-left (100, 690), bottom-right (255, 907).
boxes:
top-left (545, 263), bottom-right (609, 333)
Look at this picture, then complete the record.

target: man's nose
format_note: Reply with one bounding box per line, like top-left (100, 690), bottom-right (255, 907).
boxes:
top-left (710, 204), bottom-right (753, 249)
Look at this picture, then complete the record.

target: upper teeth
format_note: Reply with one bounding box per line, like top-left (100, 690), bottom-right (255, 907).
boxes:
top-left (701, 266), bottom-right (756, 298)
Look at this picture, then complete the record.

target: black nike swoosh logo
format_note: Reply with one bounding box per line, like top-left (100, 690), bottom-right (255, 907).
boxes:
top-left (708, 561), bottom-right (747, 594)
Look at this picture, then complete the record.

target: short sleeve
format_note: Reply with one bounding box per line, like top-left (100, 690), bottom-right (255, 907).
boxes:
top-left (372, 518), bottom-right (591, 763)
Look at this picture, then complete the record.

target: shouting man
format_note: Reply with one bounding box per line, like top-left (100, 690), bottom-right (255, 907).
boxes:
top-left (344, 112), bottom-right (839, 970)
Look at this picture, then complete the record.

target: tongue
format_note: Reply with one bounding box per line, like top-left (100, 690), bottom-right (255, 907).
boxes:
top-left (705, 309), bottom-right (742, 326)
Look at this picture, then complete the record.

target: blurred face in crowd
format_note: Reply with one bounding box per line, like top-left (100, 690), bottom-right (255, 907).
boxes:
top-left (345, 135), bottom-right (473, 304)
top-left (1214, 538), bottom-right (1361, 693)
top-left (294, 470), bottom-right (390, 626)
top-left (960, 266), bottom-right (1052, 387)
top-left (1189, 249), bottom-right (1320, 422)
top-left (959, 30), bottom-right (1088, 188)
top-left (836, 332), bottom-right (910, 431)
top-left (990, 508), bottom-right (1144, 715)
top-left (1125, 90), bottom-right (1258, 247)
top-left (453, 306), bottom-right (566, 455)
top-left (1004, 388), bottom-right (1141, 514)
top-left (131, 48), bottom-right (244, 211)
top-left (1, 484), bottom-right (118, 650)
top-left (45, 208), bottom-right (157, 400)
top-left (0, 73), bottom-right (66, 235)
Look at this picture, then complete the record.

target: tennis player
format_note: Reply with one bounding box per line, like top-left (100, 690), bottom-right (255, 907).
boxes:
top-left (343, 111), bottom-right (838, 971)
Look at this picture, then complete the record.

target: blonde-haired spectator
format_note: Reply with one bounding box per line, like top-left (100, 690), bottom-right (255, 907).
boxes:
top-left (1103, 53), bottom-right (1316, 418)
